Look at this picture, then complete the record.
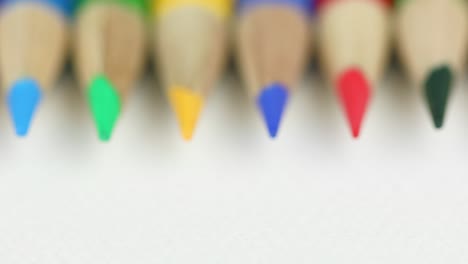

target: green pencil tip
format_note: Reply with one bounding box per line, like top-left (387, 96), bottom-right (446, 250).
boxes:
top-left (424, 65), bottom-right (453, 129)
top-left (87, 74), bottom-right (121, 141)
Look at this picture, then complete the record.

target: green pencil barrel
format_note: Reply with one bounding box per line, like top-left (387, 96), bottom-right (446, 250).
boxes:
top-left (76, 0), bottom-right (149, 15)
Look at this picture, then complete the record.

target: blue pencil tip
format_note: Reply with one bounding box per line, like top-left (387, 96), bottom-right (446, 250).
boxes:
top-left (256, 83), bottom-right (289, 138)
top-left (7, 78), bottom-right (42, 137)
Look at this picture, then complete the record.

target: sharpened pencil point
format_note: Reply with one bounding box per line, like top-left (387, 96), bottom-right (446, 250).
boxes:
top-left (256, 83), bottom-right (289, 138)
top-left (337, 68), bottom-right (371, 139)
top-left (87, 75), bottom-right (121, 142)
top-left (169, 87), bottom-right (204, 141)
top-left (7, 78), bottom-right (42, 137)
top-left (424, 65), bottom-right (452, 129)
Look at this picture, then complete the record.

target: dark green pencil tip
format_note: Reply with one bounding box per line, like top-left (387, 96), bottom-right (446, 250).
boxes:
top-left (424, 65), bottom-right (453, 129)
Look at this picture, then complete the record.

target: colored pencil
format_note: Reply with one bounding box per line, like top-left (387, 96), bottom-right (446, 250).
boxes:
top-left (0, 0), bottom-right (72, 136)
top-left (396, 0), bottom-right (468, 129)
top-left (74, 0), bottom-right (147, 141)
top-left (236, 0), bottom-right (311, 138)
top-left (317, 0), bottom-right (391, 138)
top-left (153, 0), bottom-right (231, 141)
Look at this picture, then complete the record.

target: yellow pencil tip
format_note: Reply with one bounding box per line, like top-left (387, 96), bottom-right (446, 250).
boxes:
top-left (169, 87), bottom-right (204, 141)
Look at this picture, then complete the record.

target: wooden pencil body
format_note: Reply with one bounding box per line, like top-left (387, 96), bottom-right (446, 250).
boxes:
top-left (237, 5), bottom-right (309, 97)
top-left (74, 3), bottom-right (146, 99)
top-left (396, 0), bottom-right (468, 86)
top-left (155, 6), bottom-right (228, 96)
top-left (318, 0), bottom-right (390, 86)
top-left (0, 3), bottom-right (68, 92)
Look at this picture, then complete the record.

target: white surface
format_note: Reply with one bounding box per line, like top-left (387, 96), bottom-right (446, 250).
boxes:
top-left (0, 69), bottom-right (468, 263)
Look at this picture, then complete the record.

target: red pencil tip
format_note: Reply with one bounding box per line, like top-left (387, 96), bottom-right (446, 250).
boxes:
top-left (337, 68), bottom-right (371, 139)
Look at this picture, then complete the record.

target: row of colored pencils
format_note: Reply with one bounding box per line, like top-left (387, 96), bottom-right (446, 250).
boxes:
top-left (0, 0), bottom-right (466, 141)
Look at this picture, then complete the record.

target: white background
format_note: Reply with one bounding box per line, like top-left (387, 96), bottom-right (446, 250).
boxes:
top-left (0, 68), bottom-right (467, 263)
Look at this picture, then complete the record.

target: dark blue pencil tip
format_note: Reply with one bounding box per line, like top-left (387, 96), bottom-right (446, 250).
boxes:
top-left (7, 78), bottom-right (42, 137)
top-left (256, 83), bottom-right (289, 138)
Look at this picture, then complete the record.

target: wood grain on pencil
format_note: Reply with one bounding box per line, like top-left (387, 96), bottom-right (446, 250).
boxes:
top-left (154, 0), bottom-right (230, 140)
top-left (0, 2), bottom-right (68, 136)
top-left (74, 2), bottom-right (146, 141)
top-left (237, 1), bottom-right (310, 138)
top-left (318, 0), bottom-right (390, 138)
top-left (396, 0), bottom-right (468, 128)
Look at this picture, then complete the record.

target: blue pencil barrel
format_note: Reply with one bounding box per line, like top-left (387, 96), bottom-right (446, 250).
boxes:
top-left (237, 0), bottom-right (314, 14)
top-left (0, 0), bottom-right (75, 17)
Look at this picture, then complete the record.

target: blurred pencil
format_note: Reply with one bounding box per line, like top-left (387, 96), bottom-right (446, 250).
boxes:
top-left (74, 0), bottom-right (147, 141)
top-left (153, 0), bottom-right (231, 141)
top-left (0, 0), bottom-right (72, 136)
top-left (236, 0), bottom-right (311, 138)
top-left (396, 0), bottom-right (468, 129)
top-left (317, 0), bottom-right (391, 138)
